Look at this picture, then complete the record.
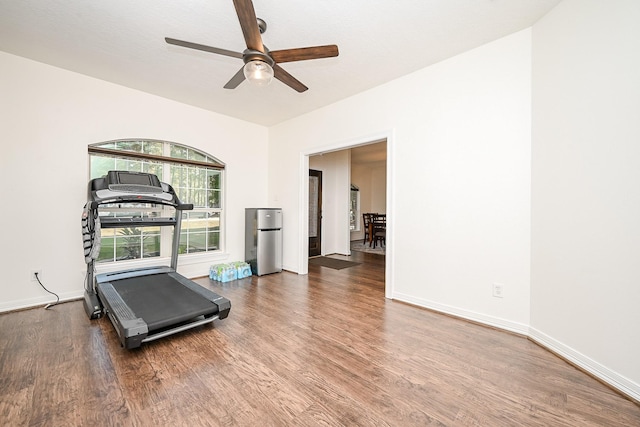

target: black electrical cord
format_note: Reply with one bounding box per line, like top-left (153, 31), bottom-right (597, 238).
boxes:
top-left (35, 272), bottom-right (60, 310)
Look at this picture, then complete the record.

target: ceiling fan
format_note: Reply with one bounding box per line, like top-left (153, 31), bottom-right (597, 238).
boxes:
top-left (165, 0), bottom-right (339, 92)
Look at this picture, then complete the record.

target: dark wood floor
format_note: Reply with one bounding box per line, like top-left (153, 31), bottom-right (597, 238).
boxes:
top-left (1, 251), bottom-right (639, 426)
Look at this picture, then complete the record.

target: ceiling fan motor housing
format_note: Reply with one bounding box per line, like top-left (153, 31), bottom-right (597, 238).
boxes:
top-left (243, 49), bottom-right (274, 67)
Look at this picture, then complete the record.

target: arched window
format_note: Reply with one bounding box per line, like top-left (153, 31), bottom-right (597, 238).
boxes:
top-left (88, 139), bottom-right (224, 263)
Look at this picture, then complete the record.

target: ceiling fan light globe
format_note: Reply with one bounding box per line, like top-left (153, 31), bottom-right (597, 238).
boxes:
top-left (243, 60), bottom-right (274, 87)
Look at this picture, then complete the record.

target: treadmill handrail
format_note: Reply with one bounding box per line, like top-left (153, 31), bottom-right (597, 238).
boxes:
top-left (99, 217), bottom-right (179, 228)
top-left (88, 196), bottom-right (191, 211)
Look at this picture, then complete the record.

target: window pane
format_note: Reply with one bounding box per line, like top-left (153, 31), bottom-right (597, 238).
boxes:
top-left (98, 141), bottom-right (116, 150)
top-left (207, 230), bottom-right (220, 250)
top-left (168, 143), bottom-right (220, 165)
top-left (115, 140), bottom-right (142, 152)
top-left (350, 190), bottom-right (357, 230)
top-left (143, 162), bottom-right (163, 180)
top-left (208, 170), bottom-right (221, 189)
top-left (169, 165), bottom-right (178, 184)
top-left (178, 232), bottom-right (186, 254)
top-left (191, 168), bottom-right (207, 188)
top-left (115, 228), bottom-right (142, 260)
top-left (169, 165), bottom-right (188, 200)
top-left (143, 234), bottom-right (161, 258)
top-left (179, 211), bottom-right (220, 253)
top-left (208, 170), bottom-right (221, 208)
top-left (191, 189), bottom-right (206, 208)
top-left (142, 140), bottom-right (163, 156)
top-left (208, 189), bottom-right (221, 208)
top-left (170, 144), bottom-right (188, 159)
top-left (189, 149), bottom-right (206, 162)
top-left (91, 156), bottom-right (116, 180)
top-left (188, 232), bottom-right (207, 253)
top-left (184, 211), bottom-right (207, 234)
top-left (168, 165), bottom-right (218, 207)
top-left (97, 236), bottom-right (115, 262)
top-left (95, 226), bottom-right (162, 262)
top-left (208, 212), bottom-right (220, 231)
top-left (115, 158), bottom-right (142, 172)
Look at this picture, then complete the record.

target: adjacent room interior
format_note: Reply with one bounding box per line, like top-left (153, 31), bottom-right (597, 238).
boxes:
top-left (308, 140), bottom-right (387, 258)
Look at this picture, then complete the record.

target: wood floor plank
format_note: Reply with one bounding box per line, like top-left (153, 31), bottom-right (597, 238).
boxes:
top-left (0, 251), bottom-right (638, 426)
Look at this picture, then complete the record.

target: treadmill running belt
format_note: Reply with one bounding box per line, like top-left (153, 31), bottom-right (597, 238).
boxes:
top-left (110, 274), bottom-right (217, 331)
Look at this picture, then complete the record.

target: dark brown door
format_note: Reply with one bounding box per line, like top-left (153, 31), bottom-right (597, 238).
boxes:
top-left (309, 169), bottom-right (322, 257)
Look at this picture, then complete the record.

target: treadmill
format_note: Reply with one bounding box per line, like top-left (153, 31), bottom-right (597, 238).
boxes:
top-left (82, 170), bottom-right (231, 349)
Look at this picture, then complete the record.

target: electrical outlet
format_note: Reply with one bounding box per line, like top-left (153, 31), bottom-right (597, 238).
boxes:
top-left (30, 269), bottom-right (43, 282)
top-left (492, 283), bottom-right (504, 298)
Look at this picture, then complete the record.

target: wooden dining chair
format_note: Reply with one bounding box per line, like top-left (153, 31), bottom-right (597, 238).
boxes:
top-left (371, 214), bottom-right (386, 248)
top-left (362, 213), bottom-right (373, 244)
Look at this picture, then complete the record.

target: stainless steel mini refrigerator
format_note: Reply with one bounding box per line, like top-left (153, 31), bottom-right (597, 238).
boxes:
top-left (245, 208), bottom-right (283, 276)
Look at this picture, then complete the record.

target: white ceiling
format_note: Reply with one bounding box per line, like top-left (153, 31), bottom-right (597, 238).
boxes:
top-left (0, 0), bottom-right (561, 126)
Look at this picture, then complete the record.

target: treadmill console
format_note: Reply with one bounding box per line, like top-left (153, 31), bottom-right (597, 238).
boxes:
top-left (106, 170), bottom-right (162, 194)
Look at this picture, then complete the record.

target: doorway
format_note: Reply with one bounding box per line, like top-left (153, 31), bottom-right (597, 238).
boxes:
top-left (300, 131), bottom-right (394, 299)
top-left (308, 169), bottom-right (322, 257)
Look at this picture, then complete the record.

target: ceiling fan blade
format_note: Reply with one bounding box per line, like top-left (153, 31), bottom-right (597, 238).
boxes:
top-left (165, 37), bottom-right (243, 59)
top-left (270, 45), bottom-right (339, 63)
top-left (224, 66), bottom-right (246, 89)
top-left (232, 0), bottom-right (264, 52)
top-left (273, 64), bottom-right (308, 93)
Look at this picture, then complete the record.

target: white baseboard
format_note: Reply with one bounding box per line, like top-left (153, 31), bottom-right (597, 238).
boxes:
top-left (529, 327), bottom-right (640, 403)
top-left (0, 291), bottom-right (83, 313)
top-left (392, 291), bottom-right (640, 403)
top-left (392, 291), bottom-right (530, 335)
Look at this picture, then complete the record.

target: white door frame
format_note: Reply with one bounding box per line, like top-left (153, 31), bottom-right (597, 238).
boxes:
top-left (297, 129), bottom-right (395, 299)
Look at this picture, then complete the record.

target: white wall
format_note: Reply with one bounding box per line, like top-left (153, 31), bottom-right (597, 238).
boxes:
top-left (309, 150), bottom-right (351, 255)
top-left (269, 29), bottom-right (532, 332)
top-left (370, 163), bottom-right (387, 215)
top-left (352, 160), bottom-right (387, 214)
top-left (0, 52), bottom-right (268, 311)
top-left (351, 160), bottom-right (387, 242)
top-left (531, 0), bottom-right (640, 399)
